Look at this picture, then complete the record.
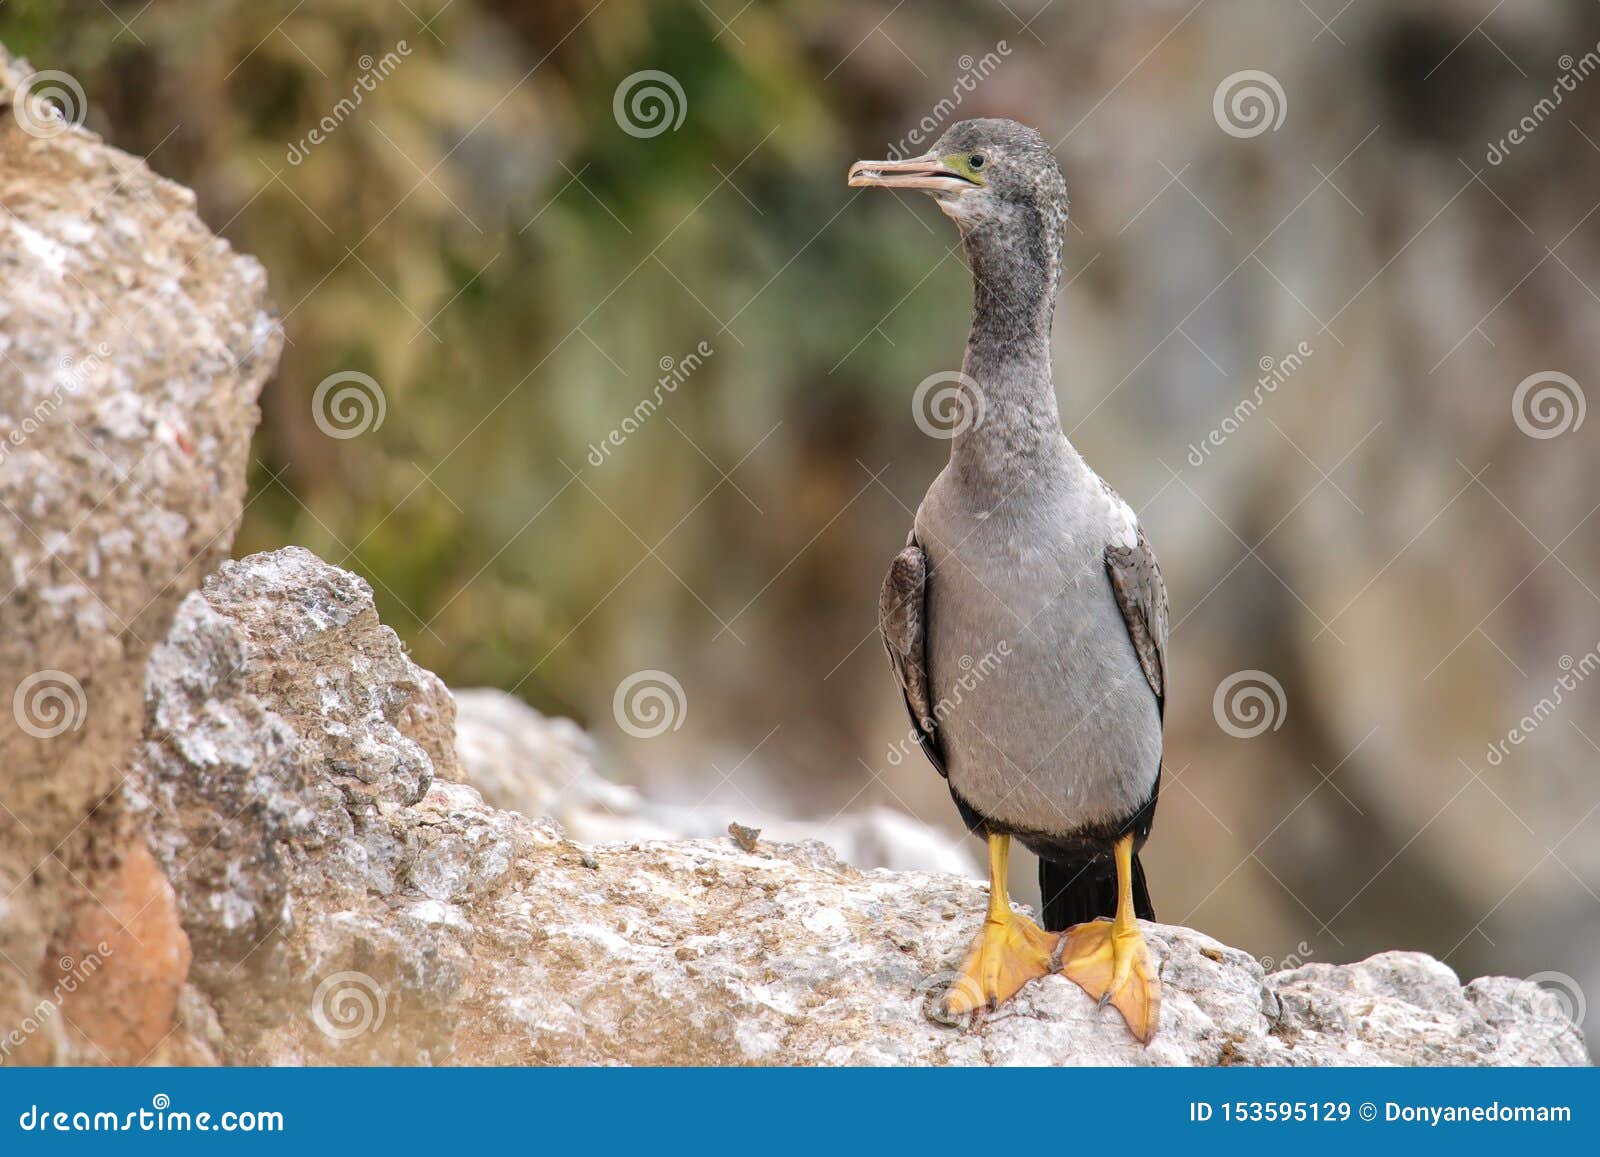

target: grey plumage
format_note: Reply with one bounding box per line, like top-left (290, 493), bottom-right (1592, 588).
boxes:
top-left (868, 118), bottom-right (1168, 860)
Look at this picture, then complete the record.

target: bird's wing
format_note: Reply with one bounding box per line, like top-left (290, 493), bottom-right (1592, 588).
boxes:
top-left (879, 535), bottom-right (946, 776)
top-left (1105, 524), bottom-right (1168, 716)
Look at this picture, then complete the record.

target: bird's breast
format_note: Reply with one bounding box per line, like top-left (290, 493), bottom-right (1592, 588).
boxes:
top-left (911, 466), bottom-right (1161, 835)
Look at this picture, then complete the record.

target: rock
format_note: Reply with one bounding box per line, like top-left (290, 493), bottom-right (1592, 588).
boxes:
top-left (452, 686), bottom-right (979, 877)
top-left (1268, 954), bottom-right (1588, 1067)
top-left (449, 687), bottom-right (633, 833)
top-left (133, 549), bottom-right (1586, 1065)
top-left (46, 839), bottom-right (200, 1065)
top-left (127, 547), bottom-right (455, 1046)
top-left (0, 45), bottom-right (280, 1060)
top-left (822, 807), bottom-right (978, 877)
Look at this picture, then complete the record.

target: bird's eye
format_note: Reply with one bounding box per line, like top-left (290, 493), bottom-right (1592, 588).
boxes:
top-left (969, 154), bottom-right (985, 169)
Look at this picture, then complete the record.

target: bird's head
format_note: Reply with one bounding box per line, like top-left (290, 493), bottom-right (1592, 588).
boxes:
top-left (849, 119), bottom-right (1069, 324)
top-left (849, 118), bottom-right (1067, 258)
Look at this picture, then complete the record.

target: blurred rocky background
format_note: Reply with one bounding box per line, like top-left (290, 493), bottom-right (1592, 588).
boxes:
top-left (3, 0), bottom-right (1597, 1052)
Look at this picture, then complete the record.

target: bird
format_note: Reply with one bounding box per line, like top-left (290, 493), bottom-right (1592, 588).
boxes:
top-left (848, 119), bottom-right (1167, 1042)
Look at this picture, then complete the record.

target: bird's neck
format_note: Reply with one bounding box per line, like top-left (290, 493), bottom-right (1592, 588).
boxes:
top-left (952, 227), bottom-right (1063, 480)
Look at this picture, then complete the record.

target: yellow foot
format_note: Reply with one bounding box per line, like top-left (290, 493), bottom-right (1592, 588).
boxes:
top-left (1058, 917), bottom-right (1162, 1043)
top-left (941, 909), bottom-right (1059, 1017)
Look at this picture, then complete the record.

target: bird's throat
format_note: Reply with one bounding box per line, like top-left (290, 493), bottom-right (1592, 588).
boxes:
top-left (953, 226), bottom-right (1063, 476)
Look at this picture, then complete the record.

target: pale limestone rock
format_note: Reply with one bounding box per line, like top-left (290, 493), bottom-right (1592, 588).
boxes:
top-left (451, 686), bottom-right (979, 877)
top-left (131, 550), bottom-right (1587, 1066)
top-left (0, 43), bottom-right (279, 1061)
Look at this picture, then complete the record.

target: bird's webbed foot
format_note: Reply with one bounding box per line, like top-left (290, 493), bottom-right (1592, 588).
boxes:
top-left (939, 833), bottom-right (1058, 1017)
top-left (1057, 915), bottom-right (1161, 1043)
top-left (942, 905), bottom-right (1059, 1017)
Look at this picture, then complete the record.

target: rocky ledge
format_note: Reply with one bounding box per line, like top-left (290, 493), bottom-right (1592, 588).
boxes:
top-left (122, 549), bottom-right (1585, 1066)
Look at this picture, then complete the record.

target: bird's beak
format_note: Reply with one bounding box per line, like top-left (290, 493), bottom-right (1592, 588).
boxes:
top-left (848, 152), bottom-right (975, 192)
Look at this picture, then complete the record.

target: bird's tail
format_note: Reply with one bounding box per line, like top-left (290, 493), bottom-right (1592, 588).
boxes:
top-left (1038, 853), bottom-right (1154, 933)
